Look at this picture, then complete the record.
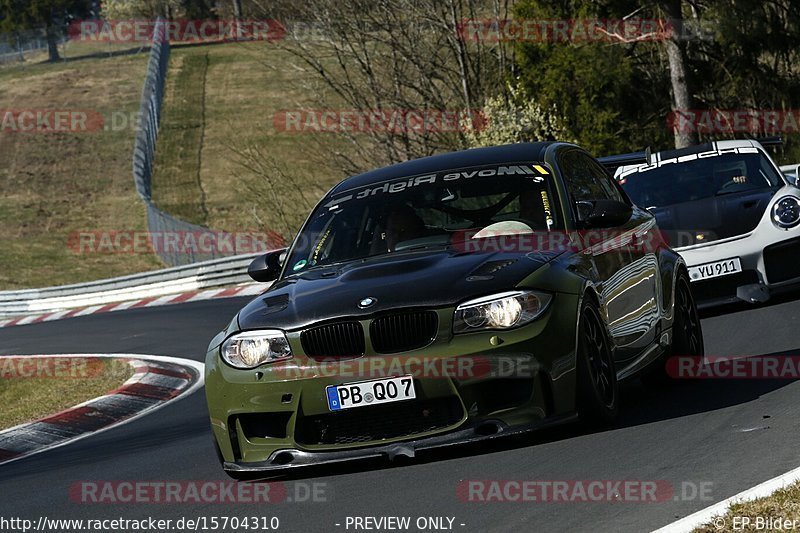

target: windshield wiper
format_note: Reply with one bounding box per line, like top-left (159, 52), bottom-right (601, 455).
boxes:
top-left (395, 242), bottom-right (452, 253)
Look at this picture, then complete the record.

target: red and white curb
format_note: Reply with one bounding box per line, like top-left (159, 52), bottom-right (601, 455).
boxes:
top-left (0, 284), bottom-right (264, 329)
top-left (654, 465), bottom-right (800, 532)
top-left (0, 354), bottom-right (204, 467)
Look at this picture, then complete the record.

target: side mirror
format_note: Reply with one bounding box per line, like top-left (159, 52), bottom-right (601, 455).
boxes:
top-left (779, 164), bottom-right (799, 186)
top-left (577, 200), bottom-right (633, 229)
top-left (786, 164), bottom-right (799, 186)
top-left (248, 249), bottom-right (287, 282)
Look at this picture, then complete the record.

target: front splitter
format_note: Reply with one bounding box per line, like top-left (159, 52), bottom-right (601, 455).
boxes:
top-left (224, 413), bottom-right (578, 475)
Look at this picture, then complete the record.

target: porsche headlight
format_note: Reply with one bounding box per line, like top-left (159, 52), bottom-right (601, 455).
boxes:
top-left (772, 196), bottom-right (800, 229)
top-left (221, 330), bottom-right (292, 369)
top-left (453, 291), bottom-right (552, 333)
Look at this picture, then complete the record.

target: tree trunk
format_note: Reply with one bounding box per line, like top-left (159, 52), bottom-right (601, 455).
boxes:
top-left (232, 0), bottom-right (243, 19)
top-left (663, 0), bottom-right (696, 148)
top-left (45, 25), bottom-right (60, 62)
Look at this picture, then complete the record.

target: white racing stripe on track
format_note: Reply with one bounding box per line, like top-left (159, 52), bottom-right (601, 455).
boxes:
top-left (0, 283), bottom-right (270, 329)
top-left (653, 466), bottom-right (800, 532)
top-left (111, 300), bottom-right (140, 312)
top-left (42, 309), bottom-right (72, 322)
top-left (186, 289), bottom-right (224, 302)
top-left (136, 371), bottom-right (190, 390)
top-left (148, 295), bottom-right (182, 307)
top-left (0, 354), bottom-right (204, 467)
top-left (72, 305), bottom-right (104, 317)
top-left (238, 285), bottom-right (265, 296)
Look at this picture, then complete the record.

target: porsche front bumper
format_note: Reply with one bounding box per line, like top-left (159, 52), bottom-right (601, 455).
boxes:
top-left (677, 208), bottom-right (800, 308)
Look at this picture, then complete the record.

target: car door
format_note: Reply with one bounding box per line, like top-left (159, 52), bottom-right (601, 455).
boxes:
top-left (558, 148), bottom-right (660, 363)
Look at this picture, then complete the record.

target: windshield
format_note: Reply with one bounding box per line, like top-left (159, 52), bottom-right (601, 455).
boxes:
top-left (284, 163), bottom-right (561, 273)
top-left (617, 149), bottom-right (784, 209)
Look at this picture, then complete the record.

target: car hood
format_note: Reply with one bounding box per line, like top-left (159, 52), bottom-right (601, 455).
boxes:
top-left (237, 248), bottom-right (563, 330)
top-left (649, 188), bottom-right (778, 247)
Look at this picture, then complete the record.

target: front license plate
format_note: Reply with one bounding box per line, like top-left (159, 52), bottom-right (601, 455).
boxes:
top-left (688, 257), bottom-right (742, 282)
top-left (326, 375), bottom-right (415, 411)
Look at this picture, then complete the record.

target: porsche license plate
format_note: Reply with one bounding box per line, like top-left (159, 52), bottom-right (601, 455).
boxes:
top-left (326, 375), bottom-right (415, 411)
top-left (688, 257), bottom-right (742, 281)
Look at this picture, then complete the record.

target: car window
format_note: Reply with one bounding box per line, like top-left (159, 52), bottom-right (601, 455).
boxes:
top-left (284, 163), bottom-right (563, 272)
top-left (618, 150), bottom-right (784, 208)
top-left (587, 157), bottom-right (627, 203)
top-left (560, 150), bottom-right (623, 203)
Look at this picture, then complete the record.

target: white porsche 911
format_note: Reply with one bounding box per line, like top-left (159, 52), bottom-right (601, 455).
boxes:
top-left (605, 138), bottom-right (800, 308)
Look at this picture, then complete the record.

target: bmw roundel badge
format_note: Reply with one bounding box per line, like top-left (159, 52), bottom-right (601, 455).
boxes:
top-left (358, 297), bottom-right (377, 308)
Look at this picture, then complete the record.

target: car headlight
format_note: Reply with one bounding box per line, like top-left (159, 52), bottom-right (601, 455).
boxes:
top-left (220, 330), bottom-right (292, 369)
top-left (772, 196), bottom-right (800, 229)
top-left (453, 290), bottom-right (552, 333)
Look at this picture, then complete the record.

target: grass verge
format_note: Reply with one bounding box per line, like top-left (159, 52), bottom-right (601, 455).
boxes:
top-left (151, 41), bottom-right (346, 239)
top-left (0, 357), bottom-right (133, 430)
top-left (0, 44), bottom-right (163, 290)
top-left (694, 480), bottom-right (800, 531)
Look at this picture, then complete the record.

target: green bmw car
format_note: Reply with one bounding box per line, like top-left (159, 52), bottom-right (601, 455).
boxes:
top-left (205, 142), bottom-right (703, 477)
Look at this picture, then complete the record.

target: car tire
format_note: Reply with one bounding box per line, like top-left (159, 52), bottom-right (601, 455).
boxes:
top-left (643, 268), bottom-right (704, 385)
top-left (672, 269), bottom-right (704, 358)
top-left (576, 297), bottom-right (619, 425)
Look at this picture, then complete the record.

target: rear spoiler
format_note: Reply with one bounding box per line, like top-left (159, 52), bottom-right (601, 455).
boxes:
top-left (750, 135), bottom-right (783, 148)
top-left (598, 136), bottom-right (783, 172)
top-left (597, 147), bottom-right (652, 172)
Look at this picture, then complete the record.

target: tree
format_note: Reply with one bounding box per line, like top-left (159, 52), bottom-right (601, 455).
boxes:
top-left (661, 0), bottom-right (697, 148)
top-left (247, 0), bottom-right (516, 175)
top-left (99, 0), bottom-right (180, 19)
top-left (462, 82), bottom-right (571, 148)
top-left (514, 0), bottom-right (800, 158)
top-left (0, 0), bottom-right (91, 61)
top-left (514, 1), bottom-right (659, 155)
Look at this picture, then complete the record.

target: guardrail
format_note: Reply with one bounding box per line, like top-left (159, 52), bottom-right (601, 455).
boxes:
top-left (133, 18), bottom-right (263, 267)
top-left (0, 253), bottom-right (261, 318)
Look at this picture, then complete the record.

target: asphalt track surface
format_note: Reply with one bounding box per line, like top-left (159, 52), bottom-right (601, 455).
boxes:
top-left (1, 294), bottom-right (800, 532)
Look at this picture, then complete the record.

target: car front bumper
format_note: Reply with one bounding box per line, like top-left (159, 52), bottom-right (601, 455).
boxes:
top-left (678, 230), bottom-right (800, 308)
top-left (205, 295), bottom-right (581, 473)
top-left (223, 413), bottom-right (577, 475)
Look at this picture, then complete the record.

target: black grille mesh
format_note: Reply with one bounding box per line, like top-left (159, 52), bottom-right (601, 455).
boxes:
top-left (301, 321), bottom-right (365, 359)
top-left (295, 396), bottom-right (464, 445)
top-left (764, 238), bottom-right (800, 283)
top-left (370, 311), bottom-right (438, 353)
